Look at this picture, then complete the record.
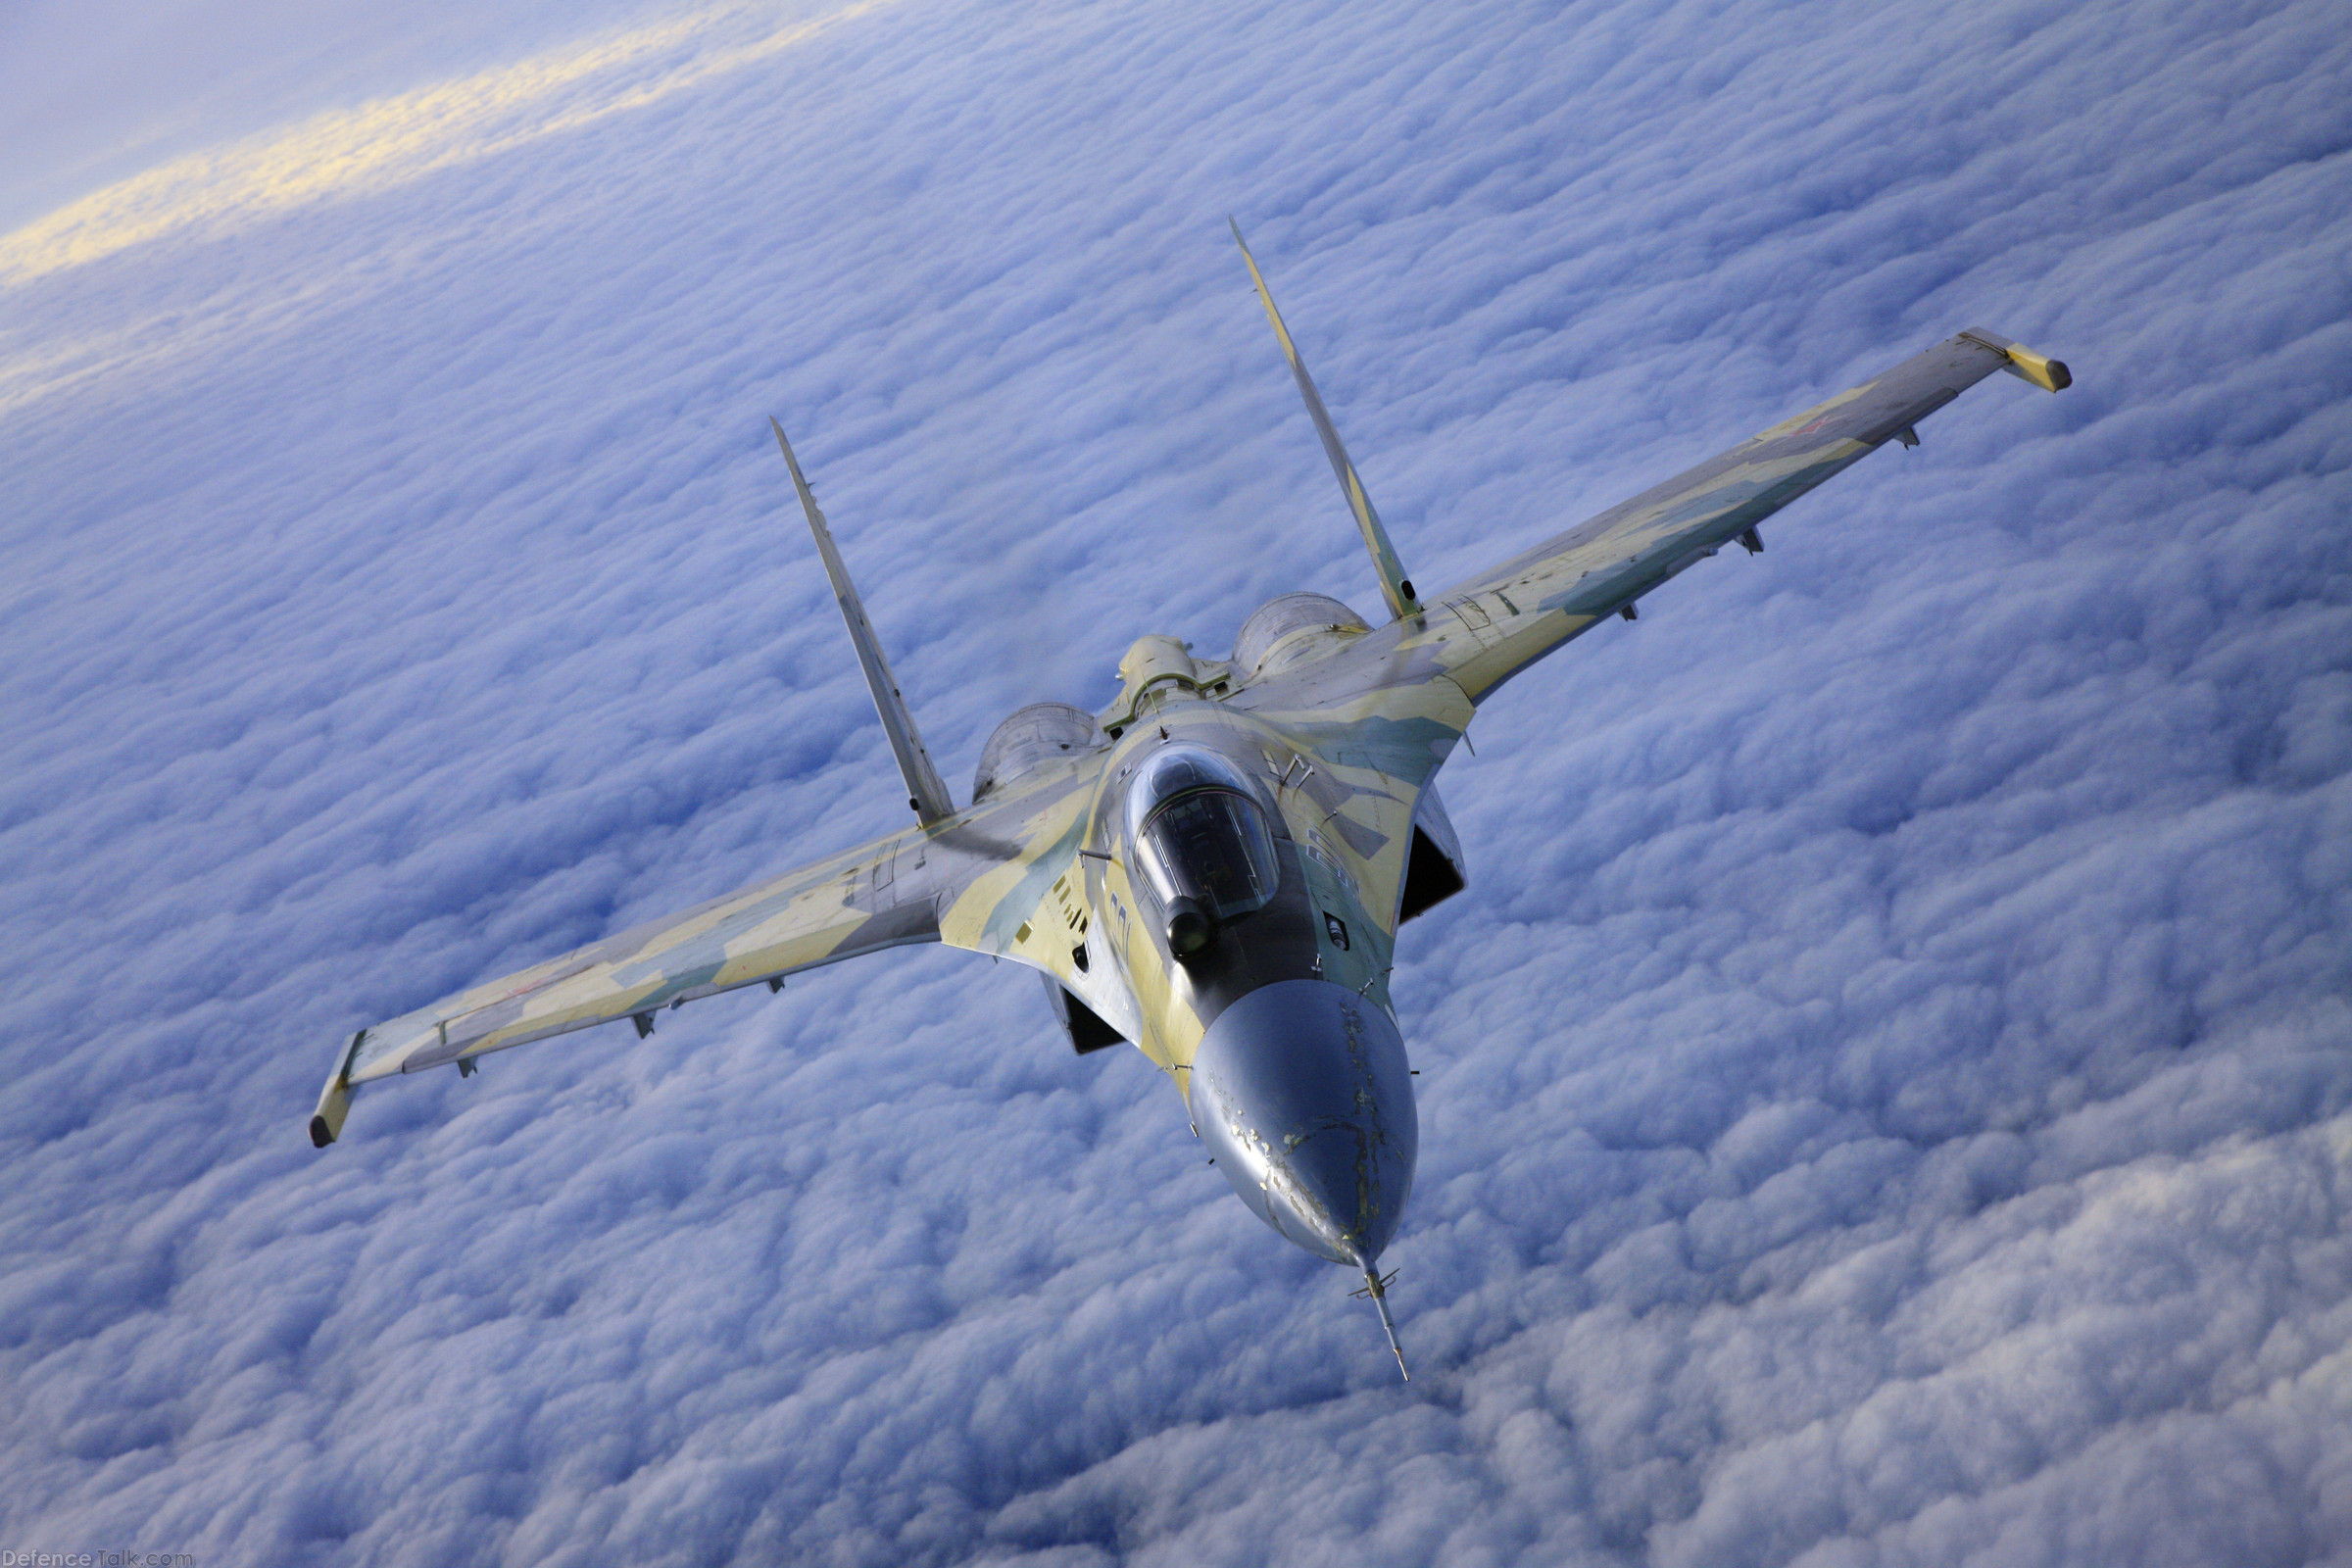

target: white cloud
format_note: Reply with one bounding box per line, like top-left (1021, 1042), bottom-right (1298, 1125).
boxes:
top-left (1, 0), bottom-right (2348, 1560)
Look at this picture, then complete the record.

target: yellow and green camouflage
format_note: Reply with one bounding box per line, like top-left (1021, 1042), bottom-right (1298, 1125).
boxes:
top-left (308, 234), bottom-right (2067, 1376)
top-left (311, 311), bottom-right (2064, 1131)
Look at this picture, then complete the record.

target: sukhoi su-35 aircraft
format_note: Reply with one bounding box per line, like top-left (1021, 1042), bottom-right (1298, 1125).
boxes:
top-left (309, 224), bottom-right (2070, 1379)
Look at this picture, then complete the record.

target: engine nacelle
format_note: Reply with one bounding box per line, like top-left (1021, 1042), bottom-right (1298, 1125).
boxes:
top-left (1232, 592), bottom-right (1372, 682)
top-left (973, 702), bottom-right (1100, 802)
top-left (1398, 782), bottom-right (1467, 923)
top-left (1042, 974), bottom-right (1124, 1054)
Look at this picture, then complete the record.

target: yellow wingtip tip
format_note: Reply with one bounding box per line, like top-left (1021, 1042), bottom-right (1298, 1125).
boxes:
top-left (1964, 328), bottom-right (2071, 393)
top-left (2006, 346), bottom-right (2071, 392)
top-left (309, 1080), bottom-right (350, 1148)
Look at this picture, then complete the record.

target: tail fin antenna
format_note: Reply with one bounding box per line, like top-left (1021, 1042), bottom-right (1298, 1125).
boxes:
top-left (769, 418), bottom-right (956, 825)
top-left (1230, 220), bottom-right (1422, 622)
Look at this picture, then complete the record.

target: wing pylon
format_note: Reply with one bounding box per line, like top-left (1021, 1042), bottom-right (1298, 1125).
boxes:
top-left (770, 417), bottom-right (956, 825)
top-left (1230, 220), bottom-right (1423, 623)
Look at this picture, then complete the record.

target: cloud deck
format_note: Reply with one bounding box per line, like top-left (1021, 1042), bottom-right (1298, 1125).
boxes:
top-left (1, 0), bottom-right (2347, 1561)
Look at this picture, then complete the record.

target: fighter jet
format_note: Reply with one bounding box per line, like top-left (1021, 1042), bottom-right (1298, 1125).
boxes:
top-left (308, 224), bottom-right (2070, 1379)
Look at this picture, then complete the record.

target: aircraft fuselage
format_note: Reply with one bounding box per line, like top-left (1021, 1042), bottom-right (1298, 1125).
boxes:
top-left (1064, 683), bottom-right (1419, 1272)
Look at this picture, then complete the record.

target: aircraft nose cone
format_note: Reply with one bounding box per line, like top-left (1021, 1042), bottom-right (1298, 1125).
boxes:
top-left (1189, 979), bottom-right (1418, 1264)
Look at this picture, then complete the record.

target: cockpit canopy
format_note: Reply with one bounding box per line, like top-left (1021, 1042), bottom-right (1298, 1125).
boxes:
top-left (1125, 747), bottom-right (1280, 923)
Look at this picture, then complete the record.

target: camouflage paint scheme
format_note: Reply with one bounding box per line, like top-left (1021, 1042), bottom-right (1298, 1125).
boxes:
top-left (310, 233), bottom-right (2068, 1373)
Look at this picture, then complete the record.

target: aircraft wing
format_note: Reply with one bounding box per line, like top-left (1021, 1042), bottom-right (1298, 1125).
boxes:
top-left (311, 753), bottom-right (1107, 1146)
top-left (1227, 326), bottom-right (2068, 932)
top-left (1405, 326), bottom-right (2071, 704)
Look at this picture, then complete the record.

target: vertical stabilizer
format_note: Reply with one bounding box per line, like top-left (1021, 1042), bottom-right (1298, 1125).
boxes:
top-left (769, 418), bottom-right (956, 825)
top-left (1230, 220), bottom-right (1422, 622)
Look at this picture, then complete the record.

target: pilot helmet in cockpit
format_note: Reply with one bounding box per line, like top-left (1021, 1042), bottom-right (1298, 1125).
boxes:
top-left (1125, 747), bottom-right (1280, 956)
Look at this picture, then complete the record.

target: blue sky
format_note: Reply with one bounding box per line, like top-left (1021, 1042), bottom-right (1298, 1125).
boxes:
top-left (2, 0), bottom-right (2348, 1561)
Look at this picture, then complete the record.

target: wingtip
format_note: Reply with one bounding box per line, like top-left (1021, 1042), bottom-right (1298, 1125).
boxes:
top-left (310, 1032), bottom-right (362, 1149)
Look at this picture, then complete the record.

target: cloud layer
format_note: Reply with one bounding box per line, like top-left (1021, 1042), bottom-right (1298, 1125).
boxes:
top-left (2, 0), bottom-right (2348, 1562)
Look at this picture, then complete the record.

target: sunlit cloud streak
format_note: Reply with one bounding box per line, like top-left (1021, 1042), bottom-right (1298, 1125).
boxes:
top-left (0, 0), bottom-right (893, 285)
